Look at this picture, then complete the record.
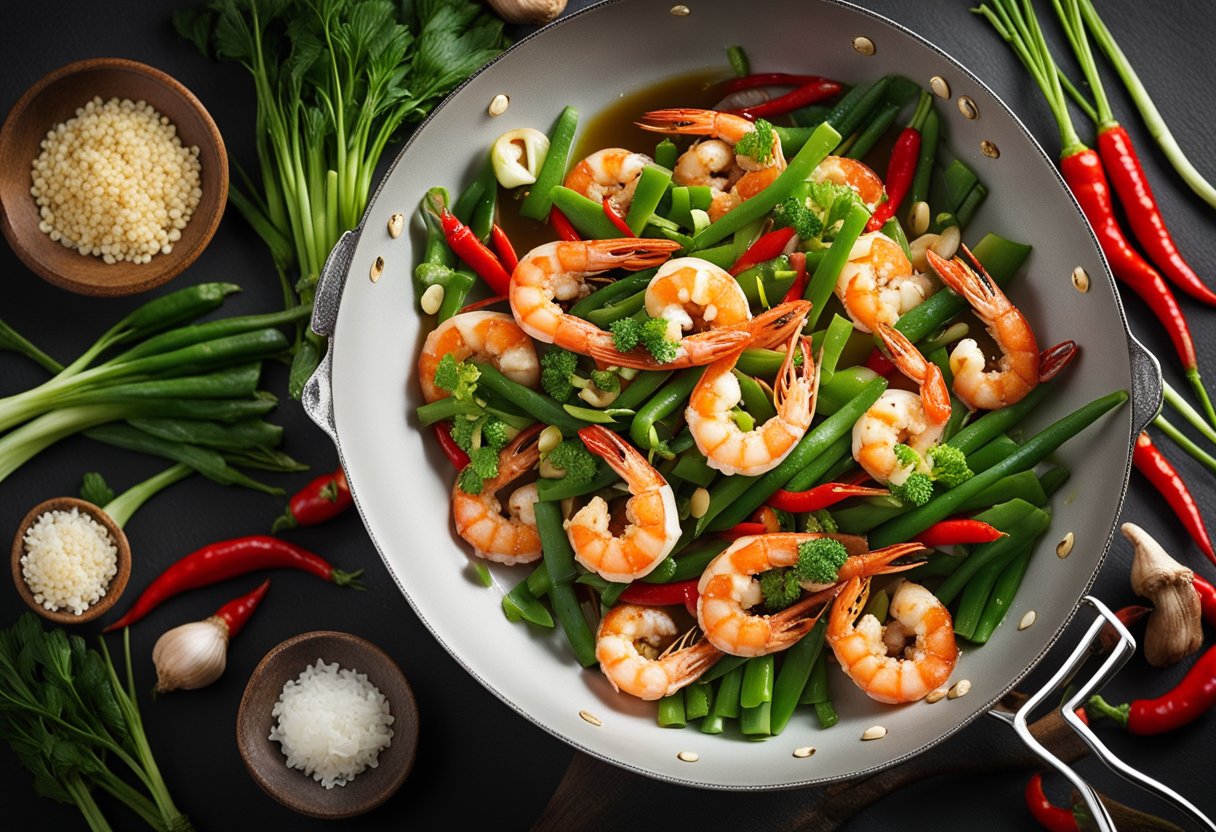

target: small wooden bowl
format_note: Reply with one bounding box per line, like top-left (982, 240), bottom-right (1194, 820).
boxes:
top-left (237, 631), bottom-right (419, 819)
top-left (0, 58), bottom-right (228, 296)
top-left (10, 496), bottom-right (132, 625)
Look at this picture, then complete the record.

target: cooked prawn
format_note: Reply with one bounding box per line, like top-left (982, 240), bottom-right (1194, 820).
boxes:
top-left (509, 238), bottom-right (750, 369)
top-left (686, 332), bottom-right (816, 477)
top-left (697, 534), bottom-right (926, 657)
top-left (565, 425), bottom-right (681, 582)
top-left (927, 246), bottom-right (1040, 411)
top-left (852, 389), bottom-right (946, 488)
top-left (876, 323), bottom-right (952, 426)
top-left (827, 578), bottom-right (959, 704)
top-left (452, 426), bottom-right (543, 565)
top-left (812, 155), bottom-right (886, 210)
top-left (645, 257), bottom-right (753, 340)
top-left (595, 605), bottom-right (721, 700)
top-left (563, 148), bottom-right (651, 215)
top-left (637, 108), bottom-right (785, 220)
top-left (418, 311), bottom-right (538, 403)
top-left (836, 231), bottom-right (937, 333)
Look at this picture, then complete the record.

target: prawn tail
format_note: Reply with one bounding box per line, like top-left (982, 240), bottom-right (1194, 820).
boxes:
top-left (743, 300), bottom-right (812, 349)
top-left (877, 323), bottom-right (930, 382)
top-left (495, 424), bottom-right (544, 483)
top-left (584, 238), bottom-right (683, 271)
top-left (1039, 340), bottom-right (1079, 382)
top-left (590, 328), bottom-right (750, 369)
top-left (829, 577), bottom-right (869, 631)
top-left (842, 542), bottom-right (929, 580)
top-left (577, 424), bottom-right (653, 484)
top-left (668, 641), bottom-right (724, 689)
top-left (926, 249), bottom-right (1006, 317)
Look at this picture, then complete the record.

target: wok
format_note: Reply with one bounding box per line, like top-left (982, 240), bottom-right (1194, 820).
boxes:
top-left (301, 0), bottom-right (1167, 809)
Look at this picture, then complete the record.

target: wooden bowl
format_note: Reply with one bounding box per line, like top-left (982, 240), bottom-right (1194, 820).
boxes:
top-left (10, 496), bottom-right (132, 625)
top-left (236, 631), bottom-right (419, 819)
top-left (0, 58), bottom-right (228, 296)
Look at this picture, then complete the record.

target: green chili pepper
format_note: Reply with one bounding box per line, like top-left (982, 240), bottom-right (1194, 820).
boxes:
top-left (520, 106), bottom-right (579, 222)
top-left (727, 45), bottom-right (750, 77)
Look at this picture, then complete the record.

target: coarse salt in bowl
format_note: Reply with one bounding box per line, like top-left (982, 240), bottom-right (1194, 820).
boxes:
top-left (21, 507), bottom-right (118, 615)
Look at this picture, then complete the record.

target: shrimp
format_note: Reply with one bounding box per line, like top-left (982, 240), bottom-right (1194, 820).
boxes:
top-left (852, 390), bottom-right (946, 487)
top-left (509, 238), bottom-right (749, 369)
top-left (827, 578), bottom-right (959, 704)
top-left (563, 148), bottom-right (651, 215)
top-left (837, 231), bottom-right (938, 333)
top-left (595, 605), bottom-right (721, 700)
top-left (418, 311), bottom-right (539, 403)
top-left (811, 155), bottom-right (886, 210)
top-left (637, 108), bottom-right (785, 221)
top-left (645, 257), bottom-right (753, 341)
top-left (876, 323), bottom-right (951, 426)
top-left (686, 332), bottom-right (816, 477)
top-left (451, 426), bottom-right (543, 565)
top-left (697, 534), bottom-right (926, 657)
top-left (565, 425), bottom-right (681, 582)
top-left (927, 246), bottom-right (1040, 411)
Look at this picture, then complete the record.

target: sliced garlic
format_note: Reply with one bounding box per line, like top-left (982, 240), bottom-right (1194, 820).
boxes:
top-left (491, 128), bottom-right (550, 189)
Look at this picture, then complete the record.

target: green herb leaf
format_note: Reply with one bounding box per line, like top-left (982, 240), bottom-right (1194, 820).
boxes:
top-left (80, 473), bottom-right (115, 507)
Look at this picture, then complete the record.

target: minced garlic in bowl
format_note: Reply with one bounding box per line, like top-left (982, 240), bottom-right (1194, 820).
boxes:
top-left (21, 507), bottom-right (119, 615)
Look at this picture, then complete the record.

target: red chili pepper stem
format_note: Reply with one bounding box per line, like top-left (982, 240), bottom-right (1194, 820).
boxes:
top-left (212, 580), bottom-right (270, 639)
top-left (1025, 773), bottom-right (1080, 832)
top-left (1132, 432), bottom-right (1216, 566)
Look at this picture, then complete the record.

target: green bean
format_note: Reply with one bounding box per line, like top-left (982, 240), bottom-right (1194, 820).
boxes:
top-left (813, 701), bottom-right (839, 729)
top-left (586, 290), bottom-right (647, 328)
top-left (783, 432), bottom-right (853, 492)
top-left (741, 701), bottom-right (772, 737)
top-left (416, 264), bottom-right (477, 322)
top-left (955, 470), bottom-right (1047, 513)
top-left (691, 123), bottom-right (840, 250)
top-left (1039, 466), bottom-right (1071, 497)
top-left (968, 434), bottom-right (1020, 474)
top-left (881, 216), bottom-right (912, 261)
top-left (474, 362), bottom-right (587, 434)
top-left (815, 366), bottom-right (883, 416)
top-left (469, 158), bottom-right (498, 242)
top-left (862, 588), bottom-right (890, 622)
top-left (703, 378), bottom-right (887, 532)
top-left (772, 125), bottom-right (817, 155)
top-left (736, 348), bottom-right (786, 378)
top-left (832, 76), bottom-right (892, 139)
top-left (734, 369), bottom-right (777, 422)
top-left (834, 502), bottom-right (901, 534)
top-left (550, 186), bottom-right (624, 239)
top-left (946, 382), bottom-right (1053, 455)
top-left (789, 101), bottom-right (836, 129)
top-left (955, 182), bottom-right (988, 230)
top-left (970, 542), bottom-right (1036, 644)
top-left (935, 505), bottom-right (1049, 606)
top-left (535, 501), bottom-right (598, 667)
top-left (954, 525), bottom-right (1043, 641)
top-left (127, 417), bottom-right (283, 451)
top-left (893, 232), bottom-right (1031, 344)
top-left (84, 423), bottom-right (284, 495)
top-left (804, 202), bottom-right (871, 330)
top-left (943, 396), bottom-right (970, 441)
top-left (655, 138), bottom-right (678, 171)
top-left (814, 453), bottom-right (857, 486)
top-left (612, 371), bottom-right (672, 411)
top-left (535, 461), bottom-right (618, 501)
top-left (660, 538), bottom-right (731, 583)
top-left (727, 44), bottom-right (750, 76)
top-left (692, 242), bottom-right (739, 270)
top-left (801, 650), bottom-right (831, 704)
top-left (906, 107), bottom-right (939, 220)
top-left (630, 367), bottom-right (705, 452)
top-left (820, 314), bottom-right (855, 383)
top-left (671, 451), bottom-right (716, 488)
top-left (520, 106), bottom-right (579, 221)
top-left (844, 101), bottom-right (901, 161)
top-left (569, 271), bottom-right (655, 319)
top-left (625, 165), bottom-right (673, 234)
top-left (901, 550), bottom-right (967, 582)
top-left (735, 257), bottom-right (798, 308)
top-left (684, 682), bottom-right (713, 721)
top-left (770, 617), bottom-right (827, 735)
top-left (932, 160), bottom-right (981, 222)
top-left (414, 396), bottom-right (534, 430)
top-left (701, 654), bottom-right (748, 685)
top-left (657, 691), bottom-right (687, 728)
top-left (502, 577), bottom-right (555, 627)
top-left (452, 174), bottom-right (483, 225)
top-left (928, 346), bottom-right (953, 388)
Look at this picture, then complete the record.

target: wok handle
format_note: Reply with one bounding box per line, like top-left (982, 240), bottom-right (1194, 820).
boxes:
top-left (990, 596), bottom-right (1215, 832)
top-left (1127, 331), bottom-right (1163, 435)
top-left (301, 228), bottom-right (360, 443)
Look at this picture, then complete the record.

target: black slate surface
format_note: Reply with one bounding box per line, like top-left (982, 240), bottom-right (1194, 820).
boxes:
top-left (2, 0), bottom-right (1214, 829)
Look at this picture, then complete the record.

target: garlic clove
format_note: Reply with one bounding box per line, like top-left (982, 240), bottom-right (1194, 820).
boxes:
top-left (1122, 522), bottom-right (1203, 668)
top-left (491, 128), bottom-right (550, 189)
top-left (152, 617), bottom-right (230, 692)
top-left (486, 0), bottom-right (567, 25)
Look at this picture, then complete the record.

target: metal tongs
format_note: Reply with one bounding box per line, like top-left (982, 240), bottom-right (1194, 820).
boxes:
top-left (989, 596), bottom-right (1215, 831)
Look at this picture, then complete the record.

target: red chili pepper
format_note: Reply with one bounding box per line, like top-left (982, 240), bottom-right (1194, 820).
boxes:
top-left (104, 536), bottom-right (364, 632)
top-left (866, 96), bottom-right (928, 232)
top-left (914, 518), bottom-right (1004, 547)
top-left (601, 198), bottom-right (635, 237)
top-left (549, 206), bottom-right (581, 241)
top-left (619, 579), bottom-right (700, 617)
top-left (721, 73), bottom-right (830, 94)
top-left (436, 208), bottom-right (512, 296)
top-left (272, 467), bottom-right (352, 533)
top-left (434, 422), bottom-right (470, 469)
top-left (212, 580), bottom-right (270, 639)
top-left (781, 251), bottom-right (808, 304)
top-left (1060, 149), bottom-right (1198, 377)
top-left (1096, 604), bottom-right (1152, 655)
top-left (1193, 576), bottom-right (1216, 628)
top-left (1088, 644), bottom-right (1216, 735)
top-left (490, 224), bottom-right (519, 273)
top-left (719, 521), bottom-right (768, 541)
top-left (459, 294), bottom-right (509, 313)
top-left (730, 79), bottom-right (843, 121)
top-left (1097, 125), bottom-right (1216, 306)
top-left (1025, 773), bottom-right (1079, 832)
top-left (864, 347), bottom-right (896, 377)
top-left (729, 226), bottom-right (797, 276)
top-left (1132, 432), bottom-right (1216, 567)
top-left (767, 483), bottom-right (888, 513)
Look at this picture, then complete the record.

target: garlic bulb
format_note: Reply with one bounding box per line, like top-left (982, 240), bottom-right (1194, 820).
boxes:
top-left (152, 616), bottom-right (229, 692)
top-left (1123, 522), bottom-right (1203, 668)
top-left (486, 0), bottom-right (567, 25)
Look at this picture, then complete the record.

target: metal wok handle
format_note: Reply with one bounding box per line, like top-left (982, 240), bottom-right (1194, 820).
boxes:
top-left (989, 596), bottom-right (1215, 832)
top-left (1127, 332), bottom-right (1164, 435)
top-left (301, 228), bottom-right (361, 444)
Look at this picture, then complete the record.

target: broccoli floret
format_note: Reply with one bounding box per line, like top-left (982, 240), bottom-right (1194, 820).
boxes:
top-left (450, 414), bottom-right (481, 452)
top-left (457, 446), bottom-right (501, 494)
top-left (802, 509), bottom-right (838, 534)
top-left (890, 472), bottom-right (934, 506)
top-left (590, 369), bottom-right (620, 393)
top-left (546, 439), bottom-right (599, 483)
top-left (892, 443), bottom-right (922, 469)
top-left (450, 414), bottom-right (512, 453)
top-left (610, 316), bottom-right (679, 364)
top-left (433, 353), bottom-right (480, 403)
top-left (480, 417), bottom-right (511, 451)
top-left (735, 118), bottom-right (775, 165)
top-left (772, 196), bottom-right (823, 240)
top-left (541, 348), bottom-right (580, 402)
top-left (807, 180), bottom-right (867, 233)
top-left (793, 538), bottom-right (849, 585)
top-left (759, 568), bottom-right (801, 611)
top-left (927, 443), bottom-right (974, 488)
